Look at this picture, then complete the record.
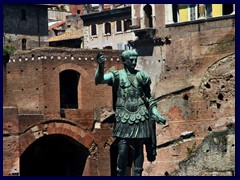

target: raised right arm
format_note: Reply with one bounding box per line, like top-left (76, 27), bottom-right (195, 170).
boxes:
top-left (95, 53), bottom-right (113, 85)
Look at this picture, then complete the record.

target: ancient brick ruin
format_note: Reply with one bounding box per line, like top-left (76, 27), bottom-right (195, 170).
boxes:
top-left (3, 7), bottom-right (235, 176)
top-left (3, 48), bottom-right (123, 176)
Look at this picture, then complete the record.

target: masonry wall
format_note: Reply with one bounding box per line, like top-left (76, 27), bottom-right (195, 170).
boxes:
top-left (3, 107), bottom-right (20, 176)
top-left (173, 126), bottom-right (235, 176)
top-left (131, 5), bottom-right (235, 176)
top-left (3, 48), bottom-right (123, 176)
top-left (3, 5), bottom-right (49, 50)
top-left (3, 4), bottom-right (235, 176)
top-left (68, 5), bottom-right (85, 15)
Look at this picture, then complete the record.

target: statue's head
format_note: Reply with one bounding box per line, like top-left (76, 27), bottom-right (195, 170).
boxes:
top-left (121, 49), bottom-right (138, 62)
top-left (121, 49), bottom-right (138, 70)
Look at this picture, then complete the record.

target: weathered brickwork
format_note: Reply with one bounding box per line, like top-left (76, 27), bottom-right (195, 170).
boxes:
top-left (3, 107), bottom-right (20, 176)
top-left (3, 5), bottom-right (235, 176)
top-left (172, 126), bottom-right (235, 176)
top-left (138, 14), bottom-right (235, 176)
top-left (3, 48), bottom-right (123, 176)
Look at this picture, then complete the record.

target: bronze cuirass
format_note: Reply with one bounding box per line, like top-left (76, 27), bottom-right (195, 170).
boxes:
top-left (115, 72), bottom-right (148, 124)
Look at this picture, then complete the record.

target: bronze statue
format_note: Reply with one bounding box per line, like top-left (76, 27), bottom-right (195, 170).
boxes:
top-left (95, 50), bottom-right (167, 176)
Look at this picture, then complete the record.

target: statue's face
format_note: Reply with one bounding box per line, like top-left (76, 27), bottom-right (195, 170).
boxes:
top-left (124, 54), bottom-right (138, 70)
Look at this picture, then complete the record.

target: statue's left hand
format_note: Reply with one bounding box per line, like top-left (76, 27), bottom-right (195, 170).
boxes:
top-left (151, 114), bottom-right (166, 125)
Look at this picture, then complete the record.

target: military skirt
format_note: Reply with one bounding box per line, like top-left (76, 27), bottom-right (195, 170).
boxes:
top-left (113, 105), bottom-right (151, 138)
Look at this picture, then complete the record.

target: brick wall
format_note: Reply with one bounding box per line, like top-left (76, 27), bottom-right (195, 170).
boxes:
top-left (3, 6), bottom-right (235, 176)
top-left (3, 107), bottom-right (20, 176)
top-left (3, 48), bottom-right (123, 176)
top-left (137, 13), bottom-right (235, 176)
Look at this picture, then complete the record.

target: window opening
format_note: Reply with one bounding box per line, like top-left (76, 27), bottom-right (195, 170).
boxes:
top-left (172, 4), bottom-right (179, 23)
top-left (21, 9), bottom-right (26, 21)
top-left (117, 43), bottom-right (123, 50)
top-left (124, 19), bottom-right (132, 31)
top-left (105, 22), bottom-right (111, 35)
top-left (91, 24), bottom-right (97, 36)
top-left (143, 4), bottom-right (153, 27)
top-left (60, 70), bottom-right (80, 109)
top-left (116, 20), bottom-right (122, 32)
top-left (222, 4), bottom-right (233, 15)
top-left (189, 4), bottom-right (197, 20)
top-left (22, 38), bottom-right (27, 50)
top-left (103, 46), bottom-right (113, 49)
top-left (205, 4), bottom-right (212, 18)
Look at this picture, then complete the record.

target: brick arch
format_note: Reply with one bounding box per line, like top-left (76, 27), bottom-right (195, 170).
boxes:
top-left (19, 121), bottom-right (95, 156)
top-left (53, 63), bottom-right (89, 109)
top-left (53, 62), bottom-right (88, 78)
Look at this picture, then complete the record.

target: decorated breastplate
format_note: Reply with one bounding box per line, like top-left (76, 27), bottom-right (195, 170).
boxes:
top-left (114, 71), bottom-right (149, 124)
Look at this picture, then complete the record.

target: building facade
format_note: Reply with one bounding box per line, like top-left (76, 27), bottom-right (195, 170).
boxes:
top-left (130, 4), bottom-right (235, 176)
top-left (3, 4), bottom-right (50, 50)
top-left (3, 48), bottom-right (122, 176)
top-left (80, 5), bottom-right (134, 50)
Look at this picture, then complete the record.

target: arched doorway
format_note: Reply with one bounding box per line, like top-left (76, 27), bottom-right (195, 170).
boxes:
top-left (20, 134), bottom-right (89, 176)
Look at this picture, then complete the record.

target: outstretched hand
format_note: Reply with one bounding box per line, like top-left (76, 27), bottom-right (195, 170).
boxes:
top-left (96, 52), bottom-right (105, 66)
top-left (151, 114), bottom-right (167, 125)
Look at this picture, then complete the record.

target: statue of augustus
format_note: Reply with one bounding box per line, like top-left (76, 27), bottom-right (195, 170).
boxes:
top-left (95, 50), bottom-right (167, 176)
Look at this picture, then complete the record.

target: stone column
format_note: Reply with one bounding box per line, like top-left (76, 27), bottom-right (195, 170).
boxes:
top-left (198, 4), bottom-right (206, 19)
top-left (165, 4), bottom-right (174, 24)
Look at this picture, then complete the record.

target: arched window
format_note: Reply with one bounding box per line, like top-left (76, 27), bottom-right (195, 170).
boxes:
top-left (60, 70), bottom-right (80, 109)
top-left (143, 4), bottom-right (153, 28)
top-left (22, 38), bottom-right (27, 50)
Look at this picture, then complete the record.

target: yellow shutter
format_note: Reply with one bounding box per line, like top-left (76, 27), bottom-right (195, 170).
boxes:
top-left (179, 5), bottom-right (189, 22)
top-left (212, 4), bottom-right (222, 17)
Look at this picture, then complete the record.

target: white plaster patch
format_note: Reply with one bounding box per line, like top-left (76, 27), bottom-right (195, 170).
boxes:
top-left (94, 122), bottom-right (101, 129)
